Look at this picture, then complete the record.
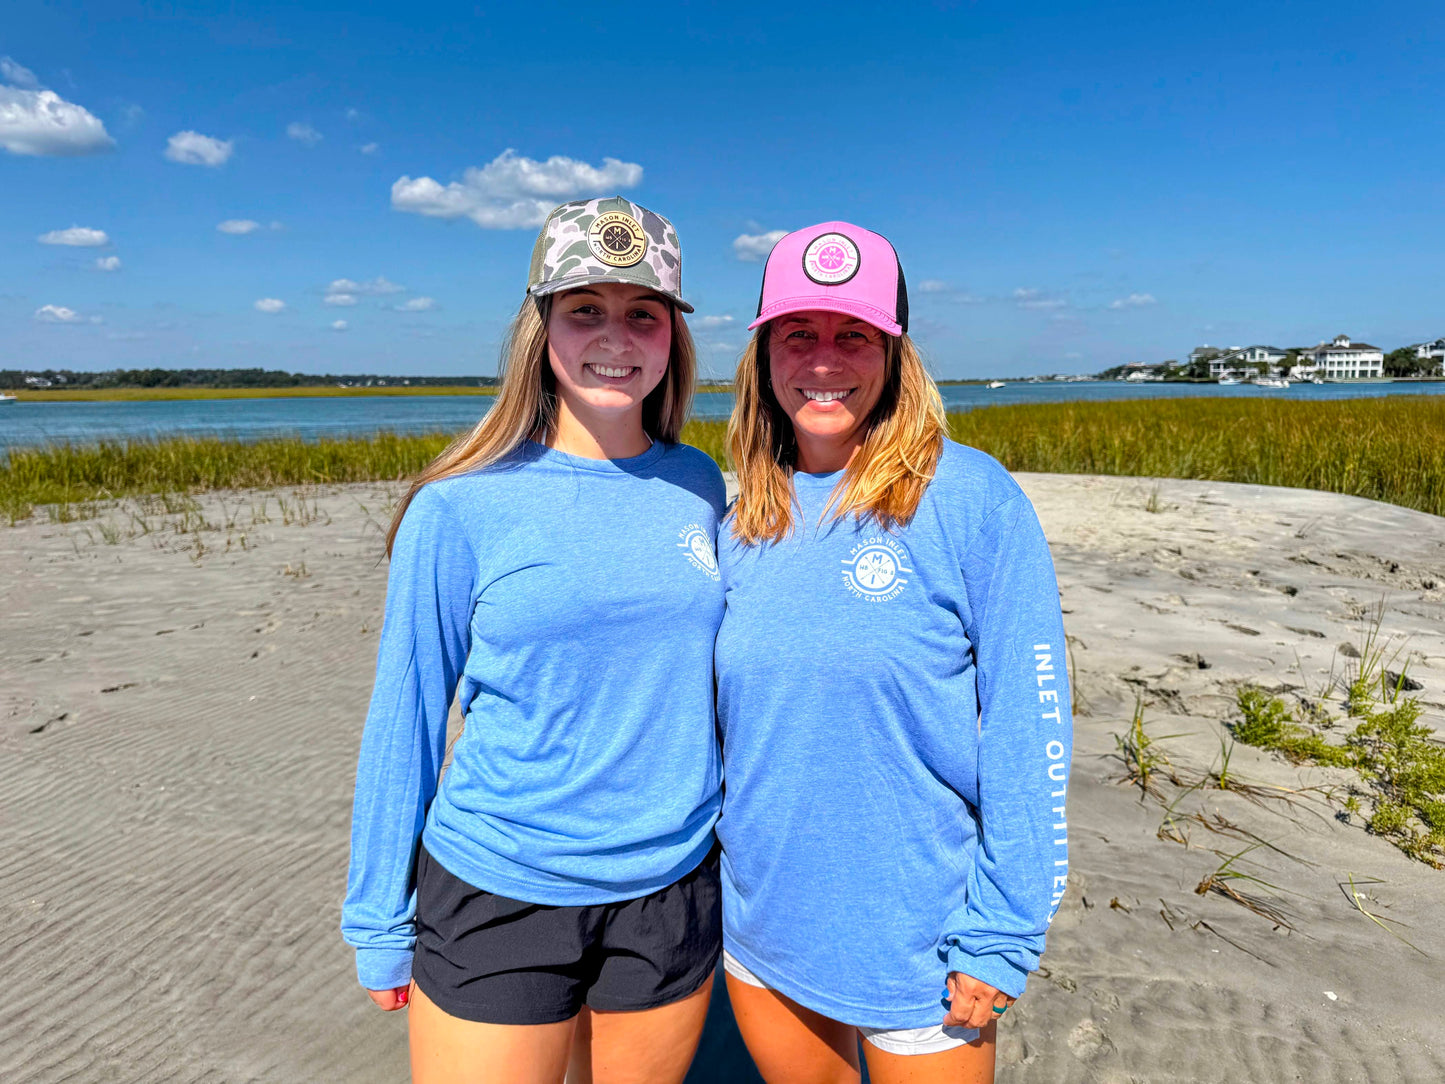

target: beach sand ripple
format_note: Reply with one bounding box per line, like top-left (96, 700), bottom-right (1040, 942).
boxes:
top-left (2, 475), bottom-right (1442, 1082)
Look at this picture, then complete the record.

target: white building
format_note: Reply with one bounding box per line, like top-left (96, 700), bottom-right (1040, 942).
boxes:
top-left (1298, 335), bottom-right (1383, 380)
top-left (1415, 338), bottom-right (1445, 374)
top-left (1201, 345), bottom-right (1288, 378)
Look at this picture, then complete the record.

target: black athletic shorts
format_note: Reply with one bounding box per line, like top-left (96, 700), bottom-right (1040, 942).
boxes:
top-left (410, 842), bottom-right (722, 1025)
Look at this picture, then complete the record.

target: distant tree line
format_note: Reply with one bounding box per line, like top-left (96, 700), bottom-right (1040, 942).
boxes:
top-left (0, 368), bottom-right (498, 390)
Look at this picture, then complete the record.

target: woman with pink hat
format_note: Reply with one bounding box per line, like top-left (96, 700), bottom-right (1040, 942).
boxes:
top-left (715, 222), bottom-right (1073, 1081)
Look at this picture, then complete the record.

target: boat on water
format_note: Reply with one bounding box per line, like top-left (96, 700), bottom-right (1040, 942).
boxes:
top-left (985, 381), bottom-right (1006, 389)
top-left (0, 393), bottom-right (17, 404)
top-left (1216, 376), bottom-right (1241, 386)
top-left (1254, 377), bottom-right (1290, 389)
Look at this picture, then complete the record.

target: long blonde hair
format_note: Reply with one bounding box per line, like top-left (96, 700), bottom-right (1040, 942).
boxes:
top-left (385, 293), bottom-right (697, 554)
top-left (727, 324), bottom-right (945, 544)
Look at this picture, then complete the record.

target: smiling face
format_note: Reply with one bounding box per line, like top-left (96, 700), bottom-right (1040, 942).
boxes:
top-left (545, 282), bottom-right (673, 429)
top-left (767, 310), bottom-right (889, 473)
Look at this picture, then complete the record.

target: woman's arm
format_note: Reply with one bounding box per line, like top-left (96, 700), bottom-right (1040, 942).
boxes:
top-left (941, 492), bottom-right (1073, 1001)
top-left (340, 485), bottom-right (477, 993)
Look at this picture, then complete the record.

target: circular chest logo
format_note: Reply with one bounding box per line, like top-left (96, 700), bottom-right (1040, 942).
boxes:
top-left (588, 211), bottom-right (649, 268)
top-left (677, 524), bottom-right (719, 579)
top-left (802, 232), bottom-right (861, 285)
top-left (841, 537), bottom-right (912, 602)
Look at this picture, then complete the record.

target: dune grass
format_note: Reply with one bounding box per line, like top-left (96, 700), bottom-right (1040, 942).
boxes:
top-left (3, 397), bottom-right (1443, 524)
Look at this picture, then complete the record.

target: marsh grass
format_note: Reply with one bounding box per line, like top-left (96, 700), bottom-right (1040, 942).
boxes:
top-left (5, 398), bottom-right (1445, 519)
top-left (947, 397), bottom-right (1445, 518)
top-left (0, 432), bottom-right (457, 513)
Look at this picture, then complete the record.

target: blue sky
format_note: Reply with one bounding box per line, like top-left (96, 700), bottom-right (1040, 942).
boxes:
top-left (3, 0), bottom-right (1443, 379)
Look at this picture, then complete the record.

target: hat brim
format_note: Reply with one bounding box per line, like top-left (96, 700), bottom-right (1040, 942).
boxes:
top-left (747, 295), bottom-right (901, 337)
top-left (529, 274), bottom-right (694, 314)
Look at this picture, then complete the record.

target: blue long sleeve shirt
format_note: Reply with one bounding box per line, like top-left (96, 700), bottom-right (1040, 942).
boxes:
top-left (714, 440), bottom-right (1071, 1029)
top-left (342, 441), bottom-right (728, 990)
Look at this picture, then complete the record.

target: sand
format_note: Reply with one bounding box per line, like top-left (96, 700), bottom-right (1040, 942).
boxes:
top-left (1, 474), bottom-right (1442, 1083)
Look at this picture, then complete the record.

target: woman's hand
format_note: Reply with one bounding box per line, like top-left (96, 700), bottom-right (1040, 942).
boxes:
top-left (942, 972), bottom-right (1015, 1029)
top-left (366, 985), bottom-right (411, 1011)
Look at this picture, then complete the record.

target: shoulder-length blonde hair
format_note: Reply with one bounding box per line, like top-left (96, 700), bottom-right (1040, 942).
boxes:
top-left (727, 324), bottom-right (945, 545)
top-left (385, 293), bottom-right (697, 554)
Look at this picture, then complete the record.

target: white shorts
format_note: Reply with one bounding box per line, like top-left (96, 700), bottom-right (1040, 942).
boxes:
top-left (721, 949), bottom-right (980, 1055)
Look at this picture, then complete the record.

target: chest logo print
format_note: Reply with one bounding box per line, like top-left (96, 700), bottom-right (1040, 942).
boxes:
top-left (841, 536), bottom-right (912, 602)
top-left (677, 524), bottom-right (720, 580)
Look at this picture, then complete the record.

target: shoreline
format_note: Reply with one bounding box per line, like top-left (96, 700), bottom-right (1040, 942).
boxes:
top-left (7, 376), bottom-right (1444, 402)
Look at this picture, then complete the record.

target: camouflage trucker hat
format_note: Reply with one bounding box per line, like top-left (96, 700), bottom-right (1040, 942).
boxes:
top-left (527, 196), bottom-right (693, 312)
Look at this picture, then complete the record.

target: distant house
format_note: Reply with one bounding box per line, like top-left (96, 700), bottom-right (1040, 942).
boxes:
top-left (1415, 338), bottom-right (1445, 374)
top-left (24, 375), bottom-right (52, 387)
top-left (1199, 345), bottom-right (1287, 378)
top-left (1298, 335), bottom-right (1383, 380)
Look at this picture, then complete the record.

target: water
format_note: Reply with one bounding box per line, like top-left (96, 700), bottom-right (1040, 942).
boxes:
top-left (3, 380), bottom-right (1443, 452)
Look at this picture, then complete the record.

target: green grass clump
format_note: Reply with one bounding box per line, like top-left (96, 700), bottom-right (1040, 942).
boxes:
top-left (949, 396), bottom-right (1445, 518)
top-left (1233, 683), bottom-right (1445, 867)
top-left (1113, 694), bottom-right (1183, 798)
top-left (1235, 687), bottom-right (1354, 768)
top-left (1348, 698), bottom-right (1445, 865)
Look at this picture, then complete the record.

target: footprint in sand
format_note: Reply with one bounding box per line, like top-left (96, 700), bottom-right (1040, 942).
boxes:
top-left (1067, 1018), bottom-right (1116, 1061)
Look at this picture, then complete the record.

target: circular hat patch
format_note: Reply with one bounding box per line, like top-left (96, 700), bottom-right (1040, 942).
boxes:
top-left (802, 232), bottom-right (861, 285)
top-left (588, 211), bottom-right (649, 268)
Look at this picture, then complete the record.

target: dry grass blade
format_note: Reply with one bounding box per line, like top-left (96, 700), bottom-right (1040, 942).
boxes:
top-left (1339, 874), bottom-right (1428, 956)
top-left (1194, 844), bottom-right (1296, 929)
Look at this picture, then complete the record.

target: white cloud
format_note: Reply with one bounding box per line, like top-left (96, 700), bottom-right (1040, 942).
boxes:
top-left (733, 230), bottom-right (787, 262)
top-left (217, 219), bottom-right (261, 235)
top-left (1108, 292), bottom-right (1157, 310)
top-left (391, 148), bottom-right (644, 229)
top-left (0, 82), bottom-right (114, 156)
top-left (95, 255), bottom-right (121, 271)
top-left (254, 298), bottom-right (286, 313)
top-left (38, 226), bottom-right (109, 246)
top-left (1014, 288), bottom-right (1068, 311)
top-left (395, 296), bottom-right (436, 312)
top-left (1, 57), bottom-right (39, 89)
top-left (329, 276), bottom-right (404, 296)
top-left (35, 304), bottom-right (85, 323)
top-left (287, 121), bottom-right (322, 146)
top-left (919, 280), bottom-right (951, 293)
top-left (165, 130), bottom-right (233, 166)
top-left (696, 314), bottom-right (734, 328)
top-left (359, 142), bottom-right (378, 155)
top-left (324, 293), bottom-right (357, 307)
top-left (331, 319), bottom-right (348, 331)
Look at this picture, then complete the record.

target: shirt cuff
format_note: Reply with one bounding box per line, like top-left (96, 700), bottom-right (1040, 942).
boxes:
top-left (945, 946), bottom-right (1030, 999)
top-left (355, 946), bottom-right (415, 991)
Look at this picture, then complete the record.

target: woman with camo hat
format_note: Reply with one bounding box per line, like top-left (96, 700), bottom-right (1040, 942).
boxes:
top-left (342, 197), bottom-right (725, 1084)
top-left (714, 222), bottom-right (1073, 1083)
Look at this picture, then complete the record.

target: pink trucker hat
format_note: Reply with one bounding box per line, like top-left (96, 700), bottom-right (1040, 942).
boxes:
top-left (748, 221), bottom-right (909, 337)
